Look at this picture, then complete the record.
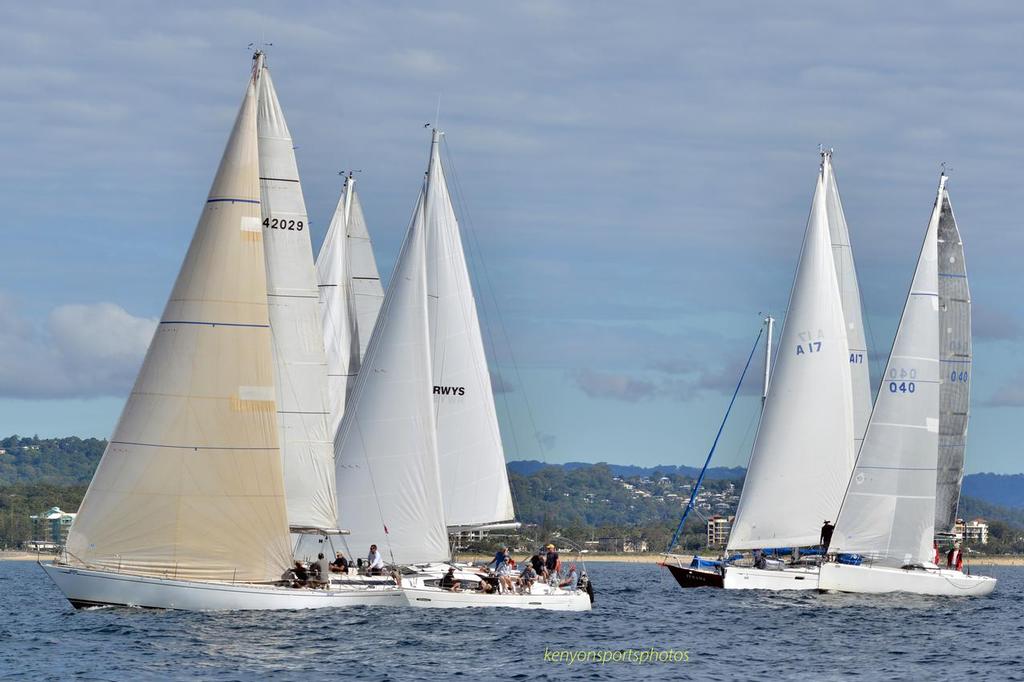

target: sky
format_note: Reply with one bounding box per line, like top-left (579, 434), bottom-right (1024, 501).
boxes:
top-left (1, 1), bottom-right (1022, 473)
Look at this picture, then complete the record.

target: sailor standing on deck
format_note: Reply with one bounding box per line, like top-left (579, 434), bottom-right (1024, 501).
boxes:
top-left (947, 540), bottom-right (964, 572)
top-left (820, 520), bottom-right (835, 553)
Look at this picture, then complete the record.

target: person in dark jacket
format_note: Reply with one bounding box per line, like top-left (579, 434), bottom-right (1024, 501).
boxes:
top-left (820, 520), bottom-right (835, 552)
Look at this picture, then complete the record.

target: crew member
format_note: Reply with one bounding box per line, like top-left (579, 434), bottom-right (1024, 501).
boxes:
top-left (367, 544), bottom-right (385, 575)
top-left (820, 520), bottom-right (835, 552)
top-left (947, 540), bottom-right (964, 572)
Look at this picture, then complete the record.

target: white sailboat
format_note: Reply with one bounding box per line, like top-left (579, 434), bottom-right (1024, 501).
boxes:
top-left (334, 130), bottom-right (590, 610)
top-left (663, 153), bottom-right (858, 591)
top-left (316, 173), bottom-right (385, 438)
top-left (43, 57), bottom-right (402, 610)
top-left (818, 174), bottom-right (995, 596)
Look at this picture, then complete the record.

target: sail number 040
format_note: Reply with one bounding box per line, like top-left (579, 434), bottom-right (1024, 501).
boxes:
top-left (263, 217), bottom-right (304, 231)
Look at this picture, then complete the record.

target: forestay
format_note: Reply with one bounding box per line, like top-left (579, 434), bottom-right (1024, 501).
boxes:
top-left (823, 152), bottom-right (872, 452)
top-left (728, 170), bottom-right (855, 551)
top-left (934, 183), bottom-right (971, 534)
top-left (829, 177), bottom-right (944, 567)
top-left (333, 190), bottom-right (450, 565)
top-left (424, 131), bottom-right (515, 529)
top-left (65, 79), bottom-right (293, 582)
top-left (316, 176), bottom-right (384, 438)
top-left (256, 55), bottom-right (338, 533)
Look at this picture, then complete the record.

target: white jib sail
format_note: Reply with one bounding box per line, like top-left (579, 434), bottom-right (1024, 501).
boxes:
top-left (316, 176), bottom-right (384, 438)
top-left (829, 176), bottom-right (944, 566)
top-left (823, 152), bottom-right (872, 452)
top-left (728, 169), bottom-right (855, 551)
top-left (333, 189), bottom-right (450, 565)
top-left (424, 131), bottom-right (515, 528)
top-left (65, 77), bottom-right (293, 583)
top-left (934, 183), bottom-right (971, 534)
top-left (255, 56), bottom-right (337, 533)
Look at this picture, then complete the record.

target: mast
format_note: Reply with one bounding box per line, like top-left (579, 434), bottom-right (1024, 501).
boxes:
top-left (761, 314), bottom-right (774, 406)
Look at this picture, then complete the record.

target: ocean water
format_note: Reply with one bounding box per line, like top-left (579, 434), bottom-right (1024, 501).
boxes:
top-left (1, 559), bottom-right (1021, 680)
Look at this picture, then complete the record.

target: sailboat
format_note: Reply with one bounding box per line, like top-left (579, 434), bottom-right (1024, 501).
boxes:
top-left (42, 56), bottom-right (402, 610)
top-left (316, 172), bottom-right (385, 439)
top-left (662, 152), bottom-right (860, 590)
top-left (818, 173), bottom-right (996, 596)
top-left (333, 130), bottom-right (591, 610)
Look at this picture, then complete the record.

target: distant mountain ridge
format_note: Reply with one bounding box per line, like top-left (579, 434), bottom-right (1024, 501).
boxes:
top-left (507, 460), bottom-right (746, 480)
top-left (508, 460), bottom-right (1024, 509)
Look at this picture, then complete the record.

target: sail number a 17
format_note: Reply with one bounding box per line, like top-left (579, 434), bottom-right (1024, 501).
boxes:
top-left (795, 342), bottom-right (822, 355)
top-left (263, 217), bottom-right (304, 231)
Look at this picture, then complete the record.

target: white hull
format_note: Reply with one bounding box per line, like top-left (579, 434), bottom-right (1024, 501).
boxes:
top-left (818, 562), bottom-right (996, 596)
top-left (42, 563), bottom-right (404, 610)
top-left (400, 563), bottom-right (592, 610)
top-left (723, 565), bottom-right (819, 590)
top-left (403, 584), bottom-right (592, 611)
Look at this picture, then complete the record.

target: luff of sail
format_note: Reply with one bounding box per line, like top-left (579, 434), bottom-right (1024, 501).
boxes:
top-left (333, 189), bottom-right (450, 565)
top-left (65, 78), bottom-right (293, 583)
top-left (424, 130), bottom-right (515, 529)
top-left (255, 54), bottom-right (338, 533)
top-left (934, 183), bottom-right (971, 534)
top-left (316, 175), bottom-right (385, 438)
top-left (829, 175), bottom-right (944, 566)
top-left (822, 152), bottom-right (872, 452)
top-left (727, 169), bottom-right (855, 551)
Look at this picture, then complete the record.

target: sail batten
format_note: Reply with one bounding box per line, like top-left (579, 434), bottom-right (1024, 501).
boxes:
top-left (65, 77), bottom-right (293, 583)
top-left (424, 131), bottom-right (516, 528)
top-left (255, 56), bottom-right (337, 532)
top-left (727, 168), bottom-right (855, 551)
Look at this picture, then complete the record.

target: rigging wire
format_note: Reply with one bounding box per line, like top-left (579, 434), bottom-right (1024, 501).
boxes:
top-left (665, 324), bottom-right (764, 554)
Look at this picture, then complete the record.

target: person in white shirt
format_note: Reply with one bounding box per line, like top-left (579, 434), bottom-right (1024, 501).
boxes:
top-left (367, 544), bottom-right (385, 575)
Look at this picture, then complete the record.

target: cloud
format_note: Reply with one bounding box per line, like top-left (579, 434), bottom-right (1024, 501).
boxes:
top-left (983, 371), bottom-right (1024, 407)
top-left (0, 295), bottom-right (156, 399)
top-left (535, 431), bottom-right (557, 451)
top-left (572, 369), bottom-right (658, 402)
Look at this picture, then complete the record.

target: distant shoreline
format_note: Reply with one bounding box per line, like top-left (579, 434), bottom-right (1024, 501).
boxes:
top-left (6, 550), bottom-right (1021, 566)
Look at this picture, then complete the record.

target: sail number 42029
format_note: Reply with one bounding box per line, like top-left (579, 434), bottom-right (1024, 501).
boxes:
top-left (263, 218), bottom-right (304, 231)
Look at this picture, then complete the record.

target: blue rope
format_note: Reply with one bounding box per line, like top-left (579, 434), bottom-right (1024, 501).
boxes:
top-left (665, 326), bottom-right (764, 554)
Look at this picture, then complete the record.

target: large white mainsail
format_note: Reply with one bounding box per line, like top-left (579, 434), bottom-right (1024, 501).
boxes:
top-left (727, 167), bottom-right (856, 551)
top-left (828, 175), bottom-right (945, 566)
top-left (934, 183), bottom-right (971, 534)
top-left (822, 151), bottom-right (872, 452)
top-left (65, 77), bottom-right (293, 583)
top-left (333, 189), bottom-right (450, 565)
top-left (255, 54), bottom-right (337, 533)
top-left (316, 174), bottom-right (384, 437)
top-left (424, 130), bottom-right (515, 529)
